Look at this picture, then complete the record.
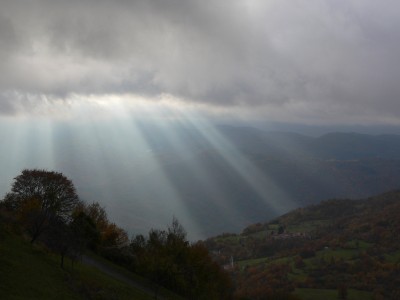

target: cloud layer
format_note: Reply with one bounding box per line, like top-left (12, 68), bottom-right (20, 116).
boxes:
top-left (1, 0), bottom-right (400, 124)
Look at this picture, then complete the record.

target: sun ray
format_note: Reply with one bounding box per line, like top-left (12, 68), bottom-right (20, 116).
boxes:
top-left (131, 103), bottom-right (252, 236)
top-left (61, 98), bottom-right (204, 238)
top-left (0, 117), bottom-right (56, 195)
top-left (1, 97), bottom-right (303, 239)
top-left (174, 107), bottom-right (298, 215)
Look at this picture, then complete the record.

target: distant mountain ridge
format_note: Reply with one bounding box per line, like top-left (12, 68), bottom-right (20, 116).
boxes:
top-left (218, 125), bottom-right (400, 160)
top-left (152, 126), bottom-right (400, 236)
top-left (3, 122), bottom-right (400, 239)
top-left (68, 125), bottom-right (400, 237)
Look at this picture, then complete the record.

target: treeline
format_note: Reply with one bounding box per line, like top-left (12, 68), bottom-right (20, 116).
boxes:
top-left (0, 169), bottom-right (232, 299)
top-left (129, 218), bottom-right (232, 298)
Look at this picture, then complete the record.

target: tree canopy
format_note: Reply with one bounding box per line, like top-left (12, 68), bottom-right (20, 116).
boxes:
top-left (4, 169), bottom-right (80, 243)
top-left (130, 218), bottom-right (233, 299)
top-left (8, 169), bottom-right (79, 219)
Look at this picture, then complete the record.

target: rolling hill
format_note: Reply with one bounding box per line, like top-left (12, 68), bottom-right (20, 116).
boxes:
top-left (204, 190), bottom-right (400, 299)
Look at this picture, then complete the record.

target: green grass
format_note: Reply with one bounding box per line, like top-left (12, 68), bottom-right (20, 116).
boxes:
top-left (237, 255), bottom-right (294, 269)
top-left (285, 220), bottom-right (331, 233)
top-left (293, 288), bottom-right (372, 300)
top-left (0, 232), bottom-right (83, 300)
top-left (84, 251), bottom-right (184, 299)
top-left (214, 234), bottom-right (241, 243)
top-left (237, 256), bottom-right (271, 268)
top-left (0, 232), bottom-right (155, 300)
top-left (314, 247), bottom-right (359, 261)
top-left (289, 268), bottom-right (308, 282)
top-left (385, 250), bottom-right (400, 263)
top-left (344, 240), bottom-right (372, 249)
top-left (74, 263), bottom-right (154, 300)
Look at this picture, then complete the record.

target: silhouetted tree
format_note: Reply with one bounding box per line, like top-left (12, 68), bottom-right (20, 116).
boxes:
top-left (129, 218), bottom-right (233, 299)
top-left (4, 169), bottom-right (80, 243)
top-left (43, 216), bottom-right (71, 268)
top-left (42, 212), bottom-right (100, 268)
top-left (70, 211), bottom-right (101, 251)
top-left (84, 202), bottom-right (108, 234)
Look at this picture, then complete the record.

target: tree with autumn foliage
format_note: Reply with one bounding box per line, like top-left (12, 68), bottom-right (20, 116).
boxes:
top-left (3, 169), bottom-right (81, 243)
top-left (130, 218), bottom-right (233, 299)
top-left (77, 202), bottom-right (129, 250)
top-left (1, 170), bottom-right (231, 298)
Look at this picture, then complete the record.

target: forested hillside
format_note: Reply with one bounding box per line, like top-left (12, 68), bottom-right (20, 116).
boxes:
top-left (205, 190), bottom-right (400, 299)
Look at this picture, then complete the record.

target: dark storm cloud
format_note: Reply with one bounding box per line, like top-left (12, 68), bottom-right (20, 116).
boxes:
top-left (0, 0), bottom-right (400, 123)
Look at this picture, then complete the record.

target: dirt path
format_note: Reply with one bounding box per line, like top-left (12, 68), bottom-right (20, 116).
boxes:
top-left (81, 255), bottom-right (165, 299)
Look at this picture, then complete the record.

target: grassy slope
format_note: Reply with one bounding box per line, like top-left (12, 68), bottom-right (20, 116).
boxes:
top-left (0, 231), bottom-right (156, 300)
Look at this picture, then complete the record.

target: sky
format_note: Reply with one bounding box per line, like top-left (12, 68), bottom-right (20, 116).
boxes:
top-left (1, 0), bottom-right (400, 125)
top-left (2, 0), bottom-right (400, 238)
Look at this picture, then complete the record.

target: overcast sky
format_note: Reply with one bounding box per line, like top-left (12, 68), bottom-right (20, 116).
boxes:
top-left (1, 0), bottom-right (400, 125)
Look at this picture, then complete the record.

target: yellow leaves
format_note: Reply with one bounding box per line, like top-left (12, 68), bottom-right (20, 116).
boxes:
top-left (101, 222), bottom-right (129, 248)
top-left (77, 201), bottom-right (128, 249)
